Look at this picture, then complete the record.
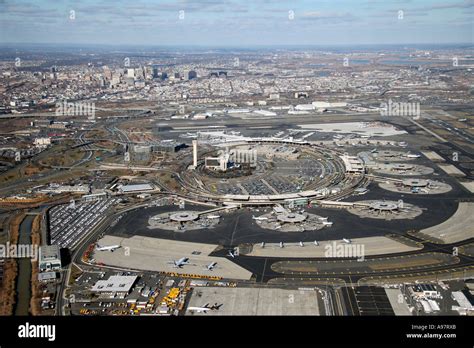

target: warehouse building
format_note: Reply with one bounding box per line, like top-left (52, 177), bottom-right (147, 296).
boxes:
top-left (39, 245), bottom-right (62, 272)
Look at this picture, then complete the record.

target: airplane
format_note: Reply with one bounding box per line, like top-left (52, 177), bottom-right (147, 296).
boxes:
top-left (205, 262), bottom-right (217, 271)
top-left (343, 238), bottom-right (352, 244)
top-left (299, 241), bottom-right (304, 247)
top-left (252, 215), bottom-right (268, 221)
top-left (406, 153), bottom-right (421, 158)
top-left (371, 148), bottom-right (378, 153)
top-left (318, 217), bottom-right (328, 221)
top-left (261, 242), bottom-right (265, 248)
top-left (314, 240), bottom-right (319, 246)
top-left (279, 242), bottom-right (284, 248)
top-left (168, 257), bottom-right (190, 268)
top-left (206, 215), bottom-right (220, 219)
top-left (322, 221), bottom-right (333, 226)
top-left (227, 250), bottom-right (236, 258)
top-left (95, 244), bottom-right (121, 252)
top-left (187, 303), bottom-right (223, 313)
top-left (274, 225), bottom-right (282, 230)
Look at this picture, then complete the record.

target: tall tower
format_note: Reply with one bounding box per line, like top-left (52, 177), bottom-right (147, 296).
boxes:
top-left (192, 140), bottom-right (198, 168)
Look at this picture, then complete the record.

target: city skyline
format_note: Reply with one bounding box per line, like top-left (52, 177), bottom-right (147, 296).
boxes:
top-left (0, 0), bottom-right (473, 46)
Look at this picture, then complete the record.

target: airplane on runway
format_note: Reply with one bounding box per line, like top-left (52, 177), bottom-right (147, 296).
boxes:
top-left (187, 303), bottom-right (223, 313)
top-left (205, 262), bottom-right (217, 271)
top-left (168, 257), bottom-right (190, 268)
top-left (343, 238), bottom-right (352, 244)
top-left (252, 215), bottom-right (268, 221)
top-left (95, 244), bottom-right (121, 252)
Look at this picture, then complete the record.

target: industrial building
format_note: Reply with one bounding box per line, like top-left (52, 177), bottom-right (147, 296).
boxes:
top-left (118, 183), bottom-right (155, 194)
top-left (39, 245), bottom-right (62, 272)
top-left (152, 141), bottom-right (186, 153)
top-left (91, 275), bottom-right (138, 295)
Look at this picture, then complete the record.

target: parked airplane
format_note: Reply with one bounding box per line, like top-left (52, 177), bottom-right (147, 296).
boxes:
top-left (227, 250), bottom-right (236, 258)
top-left (261, 242), bottom-right (265, 248)
top-left (252, 215), bottom-right (268, 221)
top-left (280, 242), bottom-right (284, 248)
top-left (343, 238), bottom-right (352, 244)
top-left (299, 241), bottom-right (304, 247)
top-left (95, 244), bottom-right (120, 252)
top-left (187, 303), bottom-right (223, 313)
top-left (371, 148), bottom-right (378, 153)
top-left (314, 240), bottom-right (319, 246)
top-left (168, 257), bottom-right (190, 268)
top-left (205, 262), bottom-right (217, 271)
top-left (322, 221), bottom-right (333, 226)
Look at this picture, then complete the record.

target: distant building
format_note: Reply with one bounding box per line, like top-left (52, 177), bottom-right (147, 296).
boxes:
top-left (119, 183), bottom-right (155, 194)
top-left (39, 245), bottom-right (61, 272)
top-left (186, 70), bottom-right (197, 80)
top-left (152, 141), bottom-right (186, 153)
top-left (81, 192), bottom-right (107, 202)
top-left (131, 144), bottom-right (152, 163)
top-left (152, 66), bottom-right (159, 79)
top-left (34, 119), bottom-right (53, 128)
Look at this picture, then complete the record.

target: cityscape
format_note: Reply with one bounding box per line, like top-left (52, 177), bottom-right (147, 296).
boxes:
top-left (0, 0), bottom-right (473, 345)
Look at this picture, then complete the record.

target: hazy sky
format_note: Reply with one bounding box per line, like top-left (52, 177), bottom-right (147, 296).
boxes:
top-left (0, 0), bottom-right (472, 46)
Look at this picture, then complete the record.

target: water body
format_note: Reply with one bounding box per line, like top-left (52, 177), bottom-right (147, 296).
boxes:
top-left (14, 215), bottom-right (34, 316)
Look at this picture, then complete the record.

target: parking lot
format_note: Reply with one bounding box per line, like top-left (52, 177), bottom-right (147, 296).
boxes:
top-left (49, 198), bottom-right (119, 249)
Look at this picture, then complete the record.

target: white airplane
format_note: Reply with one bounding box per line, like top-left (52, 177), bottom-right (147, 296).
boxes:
top-left (187, 303), bottom-right (222, 313)
top-left (322, 221), bottom-right (333, 226)
top-left (314, 240), bottom-right (319, 246)
top-left (168, 257), bottom-right (190, 268)
top-left (274, 225), bottom-right (282, 230)
top-left (95, 244), bottom-right (120, 252)
top-left (371, 148), bottom-right (378, 153)
top-left (343, 238), bottom-right (352, 244)
top-left (318, 217), bottom-right (328, 221)
top-left (299, 241), bottom-right (304, 247)
top-left (206, 215), bottom-right (220, 219)
top-left (279, 242), bottom-right (284, 248)
top-left (227, 250), bottom-right (235, 258)
top-left (252, 215), bottom-right (268, 221)
top-left (261, 242), bottom-right (265, 248)
top-left (205, 262), bottom-right (217, 271)
top-left (406, 153), bottom-right (421, 158)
